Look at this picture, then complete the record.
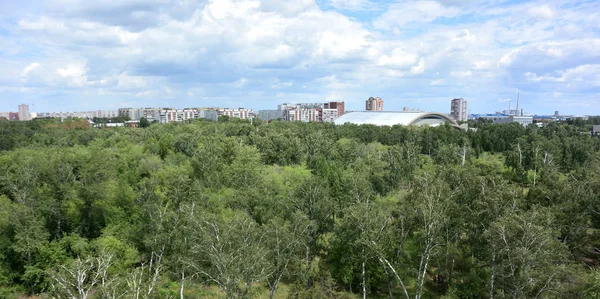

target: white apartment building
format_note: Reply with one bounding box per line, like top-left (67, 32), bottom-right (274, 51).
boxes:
top-left (216, 108), bottom-right (254, 119)
top-left (321, 109), bottom-right (339, 122)
top-left (283, 108), bottom-right (338, 122)
top-left (18, 104), bottom-right (30, 121)
top-left (36, 110), bottom-right (119, 119)
top-left (450, 98), bottom-right (468, 122)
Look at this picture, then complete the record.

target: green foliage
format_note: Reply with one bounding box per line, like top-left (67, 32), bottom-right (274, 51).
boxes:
top-left (0, 118), bottom-right (598, 298)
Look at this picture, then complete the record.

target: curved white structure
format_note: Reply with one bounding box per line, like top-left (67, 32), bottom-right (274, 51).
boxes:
top-left (334, 111), bottom-right (458, 127)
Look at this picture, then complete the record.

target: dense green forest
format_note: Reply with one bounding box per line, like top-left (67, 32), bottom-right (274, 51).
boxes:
top-left (1, 117), bottom-right (599, 298)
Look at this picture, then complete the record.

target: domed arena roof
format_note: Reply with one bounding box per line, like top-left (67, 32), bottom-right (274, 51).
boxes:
top-left (334, 111), bottom-right (458, 127)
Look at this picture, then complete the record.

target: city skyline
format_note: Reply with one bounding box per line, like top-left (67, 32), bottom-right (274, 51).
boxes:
top-left (1, 0), bottom-right (599, 115)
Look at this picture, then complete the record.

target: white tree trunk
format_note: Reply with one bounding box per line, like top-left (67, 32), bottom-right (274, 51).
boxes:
top-left (362, 247), bottom-right (366, 299)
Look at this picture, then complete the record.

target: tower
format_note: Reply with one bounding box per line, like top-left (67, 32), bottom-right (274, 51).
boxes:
top-left (366, 97), bottom-right (384, 111)
top-left (18, 104), bottom-right (30, 121)
top-left (450, 98), bottom-right (468, 121)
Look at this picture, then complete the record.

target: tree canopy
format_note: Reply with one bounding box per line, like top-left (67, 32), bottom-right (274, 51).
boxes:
top-left (0, 118), bottom-right (599, 298)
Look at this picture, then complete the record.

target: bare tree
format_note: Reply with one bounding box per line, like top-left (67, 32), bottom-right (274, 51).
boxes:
top-left (50, 253), bottom-right (113, 299)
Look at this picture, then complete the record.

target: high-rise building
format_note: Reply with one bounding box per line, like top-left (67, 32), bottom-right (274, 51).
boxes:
top-left (450, 98), bottom-right (468, 122)
top-left (366, 97), bottom-right (384, 111)
top-left (324, 102), bottom-right (345, 117)
top-left (18, 104), bottom-right (30, 121)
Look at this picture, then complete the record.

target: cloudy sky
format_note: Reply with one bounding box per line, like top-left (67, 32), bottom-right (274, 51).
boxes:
top-left (1, 0), bottom-right (599, 115)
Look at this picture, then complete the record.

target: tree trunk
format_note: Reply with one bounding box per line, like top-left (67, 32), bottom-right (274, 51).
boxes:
top-left (305, 245), bottom-right (311, 290)
top-left (380, 257), bottom-right (410, 299)
top-left (269, 272), bottom-right (283, 299)
top-left (362, 247), bottom-right (366, 299)
top-left (180, 271), bottom-right (185, 299)
top-left (416, 247), bottom-right (431, 299)
top-left (489, 246), bottom-right (496, 299)
top-left (382, 261), bottom-right (394, 299)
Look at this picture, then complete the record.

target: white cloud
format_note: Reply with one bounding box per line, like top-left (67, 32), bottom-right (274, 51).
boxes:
top-left (473, 60), bottom-right (491, 70)
top-left (430, 79), bottom-right (445, 86)
top-left (452, 29), bottom-right (476, 42)
top-left (528, 5), bottom-right (554, 20)
top-left (451, 70), bottom-right (472, 78)
top-left (525, 64), bottom-right (600, 86)
top-left (377, 48), bottom-right (417, 68)
top-left (374, 1), bottom-right (461, 30)
top-left (328, 0), bottom-right (367, 10)
top-left (20, 63), bottom-right (41, 78)
top-left (57, 64), bottom-right (88, 87)
top-left (234, 77), bottom-right (248, 88)
top-left (1, 0), bottom-right (600, 114)
top-left (410, 58), bottom-right (426, 75)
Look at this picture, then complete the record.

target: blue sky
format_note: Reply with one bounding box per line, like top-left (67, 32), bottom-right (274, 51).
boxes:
top-left (1, 0), bottom-right (599, 115)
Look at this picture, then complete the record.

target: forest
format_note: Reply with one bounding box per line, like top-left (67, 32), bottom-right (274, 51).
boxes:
top-left (0, 117), bottom-right (599, 298)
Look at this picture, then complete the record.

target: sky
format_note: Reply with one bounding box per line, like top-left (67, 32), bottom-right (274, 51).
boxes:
top-left (0, 0), bottom-right (599, 115)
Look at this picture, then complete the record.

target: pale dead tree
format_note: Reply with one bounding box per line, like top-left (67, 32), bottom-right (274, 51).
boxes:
top-left (532, 144), bottom-right (540, 187)
top-left (349, 174), bottom-right (373, 299)
top-left (489, 243), bottom-right (496, 299)
top-left (367, 205), bottom-right (412, 299)
top-left (543, 150), bottom-right (554, 166)
top-left (50, 254), bottom-right (113, 299)
top-left (488, 211), bottom-right (567, 299)
top-left (2, 160), bottom-right (39, 208)
top-left (459, 144), bottom-right (469, 167)
top-left (265, 214), bottom-right (310, 299)
top-left (187, 212), bottom-right (272, 299)
top-left (517, 144), bottom-right (523, 168)
top-left (287, 180), bottom-right (330, 290)
top-left (126, 248), bottom-right (165, 299)
top-left (413, 174), bottom-right (450, 299)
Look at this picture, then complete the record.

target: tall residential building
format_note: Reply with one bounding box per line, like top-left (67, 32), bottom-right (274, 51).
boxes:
top-left (450, 98), bottom-right (468, 122)
top-left (324, 101), bottom-right (345, 117)
top-left (18, 104), bottom-right (30, 121)
top-left (366, 97), bottom-right (384, 111)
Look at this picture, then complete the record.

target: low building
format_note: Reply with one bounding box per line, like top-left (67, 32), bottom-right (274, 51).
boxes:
top-left (258, 110), bottom-right (284, 121)
top-left (334, 111), bottom-right (457, 127)
top-left (470, 114), bottom-right (509, 122)
top-left (593, 125), bottom-right (600, 137)
top-left (0, 112), bottom-right (19, 120)
top-left (493, 115), bottom-right (533, 127)
top-left (216, 108), bottom-right (254, 119)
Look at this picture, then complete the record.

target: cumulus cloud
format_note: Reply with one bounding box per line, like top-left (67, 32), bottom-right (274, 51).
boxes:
top-left (527, 5), bottom-right (554, 20)
top-left (374, 1), bottom-right (461, 30)
top-left (451, 70), bottom-right (472, 78)
top-left (328, 0), bottom-right (368, 10)
top-left (20, 63), bottom-right (41, 78)
top-left (430, 79), bottom-right (445, 86)
top-left (1, 0), bottom-right (600, 114)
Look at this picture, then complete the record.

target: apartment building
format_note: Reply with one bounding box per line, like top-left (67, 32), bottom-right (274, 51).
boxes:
top-left (366, 97), bottom-right (384, 111)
